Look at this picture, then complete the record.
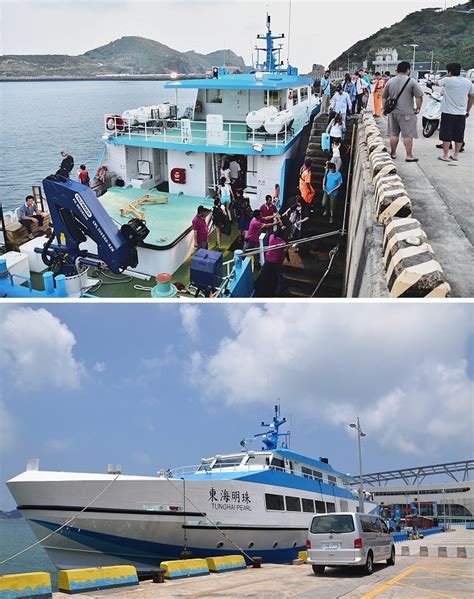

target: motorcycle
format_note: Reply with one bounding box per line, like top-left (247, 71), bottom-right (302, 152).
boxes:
top-left (422, 81), bottom-right (443, 137)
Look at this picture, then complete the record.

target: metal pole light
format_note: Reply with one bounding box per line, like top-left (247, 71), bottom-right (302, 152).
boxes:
top-left (349, 417), bottom-right (366, 514)
top-left (404, 44), bottom-right (419, 74)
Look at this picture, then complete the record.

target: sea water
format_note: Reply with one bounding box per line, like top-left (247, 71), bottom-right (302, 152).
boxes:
top-left (0, 520), bottom-right (57, 586)
top-left (0, 80), bottom-right (194, 212)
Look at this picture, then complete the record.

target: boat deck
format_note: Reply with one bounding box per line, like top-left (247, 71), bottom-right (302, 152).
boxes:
top-left (99, 187), bottom-right (213, 249)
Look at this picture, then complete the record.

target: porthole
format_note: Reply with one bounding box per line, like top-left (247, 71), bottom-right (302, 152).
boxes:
top-left (292, 541), bottom-right (297, 548)
top-left (273, 541), bottom-right (278, 549)
top-left (248, 542), bottom-right (254, 549)
top-left (217, 541), bottom-right (224, 548)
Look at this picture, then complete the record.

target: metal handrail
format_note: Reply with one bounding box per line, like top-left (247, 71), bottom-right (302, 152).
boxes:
top-left (105, 107), bottom-right (316, 149)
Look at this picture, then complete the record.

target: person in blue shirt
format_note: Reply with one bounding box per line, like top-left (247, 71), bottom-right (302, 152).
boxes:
top-left (322, 163), bottom-right (343, 224)
top-left (19, 195), bottom-right (47, 239)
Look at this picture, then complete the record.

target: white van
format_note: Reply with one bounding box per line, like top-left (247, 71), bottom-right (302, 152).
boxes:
top-left (306, 512), bottom-right (395, 575)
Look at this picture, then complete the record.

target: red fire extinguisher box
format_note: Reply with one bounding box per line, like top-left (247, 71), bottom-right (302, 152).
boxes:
top-left (170, 168), bottom-right (186, 184)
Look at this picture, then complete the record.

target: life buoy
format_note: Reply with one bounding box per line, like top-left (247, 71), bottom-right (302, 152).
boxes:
top-left (95, 165), bottom-right (108, 184)
top-left (195, 100), bottom-right (203, 113)
top-left (105, 115), bottom-right (125, 131)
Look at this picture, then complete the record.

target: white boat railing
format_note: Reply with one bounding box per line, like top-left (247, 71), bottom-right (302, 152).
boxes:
top-left (104, 101), bottom-right (318, 150)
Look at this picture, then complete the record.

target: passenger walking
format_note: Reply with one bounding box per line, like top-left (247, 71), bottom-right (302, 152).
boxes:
top-left (342, 74), bottom-right (355, 115)
top-left (326, 114), bottom-right (344, 143)
top-left (282, 197), bottom-right (310, 250)
top-left (352, 72), bottom-right (367, 115)
top-left (220, 160), bottom-right (231, 184)
top-left (382, 61), bottom-right (423, 162)
top-left (319, 70), bottom-right (332, 114)
top-left (229, 157), bottom-right (241, 186)
top-left (361, 70), bottom-right (372, 108)
top-left (373, 72), bottom-right (384, 117)
top-left (322, 162), bottom-right (343, 224)
top-left (330, 140), bottom-right (342, 172)
top-left (433, 62), bottom-right (474, 162)
top-left (19, 195), bottom-right (48, 240)
top-left (383, 71), bottom-right (391, 85)
top-left (192, 205), bottom-right (209, 250)
top-left (328, 85), bottom-right (351, 126)
top-left (299, 158), bottom-right (316, 206)
top-left (211, 198), bottom-right (229, 250)
top-left (218, 176), bottom-right (234, 220)
top-left (233, 189), bottom-right (252, 240)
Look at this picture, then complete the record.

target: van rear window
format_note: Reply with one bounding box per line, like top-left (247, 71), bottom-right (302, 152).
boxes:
top-left (310, 514), bottom-right (355, 534)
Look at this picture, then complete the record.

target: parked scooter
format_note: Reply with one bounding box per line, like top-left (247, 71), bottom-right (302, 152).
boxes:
top-left (422, 81), bottom-right (443, 137)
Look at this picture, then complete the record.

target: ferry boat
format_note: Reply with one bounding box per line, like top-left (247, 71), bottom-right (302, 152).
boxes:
top-left (1, 14), bottom-right (320, 285)
top-left (6, 407), bottom-right (375, 571)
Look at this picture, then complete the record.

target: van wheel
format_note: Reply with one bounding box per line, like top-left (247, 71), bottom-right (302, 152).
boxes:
top-left (312, 565), bottom-right (325, 575)
top-left (363, 552), bottom-right (373, 575)
top-left (387, 547), bottom-right (395, 566)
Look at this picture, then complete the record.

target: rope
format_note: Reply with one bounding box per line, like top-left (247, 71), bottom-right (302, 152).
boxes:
top-left (310, 244), bottom-right (339, 298)
top-left (0, 474), bottom-right (121, 566)
top-left (163, 475), bottom-right (255, 563)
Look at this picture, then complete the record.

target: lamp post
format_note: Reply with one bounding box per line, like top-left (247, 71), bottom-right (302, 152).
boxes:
top-left (349, 418), bottom-right (366, 514)
top-left (404, 44), bottom-right (419, 75)
top-left (430, 50), bottom-right (434, 73)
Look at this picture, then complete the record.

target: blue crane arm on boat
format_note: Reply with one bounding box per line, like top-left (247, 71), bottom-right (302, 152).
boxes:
top-left (38, 175), bottom-right (150, 276)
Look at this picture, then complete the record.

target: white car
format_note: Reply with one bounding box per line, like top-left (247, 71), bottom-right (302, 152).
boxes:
top-left (306, 512), bottom-right (396, 576)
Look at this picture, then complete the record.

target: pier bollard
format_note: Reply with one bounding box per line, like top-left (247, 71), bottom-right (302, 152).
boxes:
top-left (152, 569), bottom-right (166, 583)
top-left (457, 547), bottom-right (467, 558)
top-left (401, 546), bottom-right (410, 556)
top-left (438, 546), bottom-right (448, 558)
top-left (252, 557), bottom-right (263, 568)
top-left (420, 546), bottom-right (429, 557)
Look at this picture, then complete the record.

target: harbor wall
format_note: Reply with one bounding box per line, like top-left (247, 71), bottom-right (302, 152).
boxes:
top-left (343, 123), bottom-right (388, 298)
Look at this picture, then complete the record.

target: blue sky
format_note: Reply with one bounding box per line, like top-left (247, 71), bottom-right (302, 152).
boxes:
top-left (0, 302), bottom-right (473, 510)
top-left (1, 0), bottom-right (462, 72)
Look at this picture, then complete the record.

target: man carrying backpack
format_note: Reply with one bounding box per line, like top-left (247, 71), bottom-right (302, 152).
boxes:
top-left (382, 61), bottom-right (423, 162)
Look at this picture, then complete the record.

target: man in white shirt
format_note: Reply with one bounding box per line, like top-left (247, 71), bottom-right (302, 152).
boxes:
top-left (434, 62), bottom-right (474, 162)
top-left (329, 85), bottom-right (352, 126)
top-left (229, 158), bottom-right (242, 186)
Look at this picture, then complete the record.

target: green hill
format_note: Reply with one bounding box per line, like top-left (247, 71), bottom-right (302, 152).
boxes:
top-left (0, 36), bottom-right (246, 78)
top-left (329, 2), bottom-right (474, 71)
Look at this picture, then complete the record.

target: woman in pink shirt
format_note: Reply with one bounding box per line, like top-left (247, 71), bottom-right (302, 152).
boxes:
top-left (255, 225), bottom-right (287, 297)
top-left (243, 209), bottom-right (277, 269)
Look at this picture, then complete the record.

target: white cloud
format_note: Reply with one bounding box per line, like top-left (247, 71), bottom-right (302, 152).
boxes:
top-left (45, 438), bottom-right (72, 451)
top-left (0, 307), bottom-right (83, 390)
top-left (193, 304), bottom-right (473, 457)
top-left (179, 305), bottom-right (200, 341)
top-left (93, 361), bottom-right (106, 373)
top-left (0, 401), bottom-right (16, 452)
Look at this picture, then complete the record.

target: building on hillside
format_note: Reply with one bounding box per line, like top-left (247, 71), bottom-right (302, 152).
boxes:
top-left (372, 48), bottom-right (399, 74)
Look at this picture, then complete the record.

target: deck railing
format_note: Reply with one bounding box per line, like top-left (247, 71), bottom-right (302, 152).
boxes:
top-left (104, 101), bottom-right (318, 150)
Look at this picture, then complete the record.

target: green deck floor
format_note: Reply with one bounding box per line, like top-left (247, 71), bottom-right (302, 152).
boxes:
top-left (29, 222), bottom-right (244, 298)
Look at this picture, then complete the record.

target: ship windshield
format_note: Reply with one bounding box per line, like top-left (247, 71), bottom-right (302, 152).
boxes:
top-left (212, 456), bottom-right (243, 469)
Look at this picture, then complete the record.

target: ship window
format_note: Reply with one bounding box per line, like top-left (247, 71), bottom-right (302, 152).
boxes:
top-left (326, 502), bottom-right (336, 513)
top-left (248, 542), bottom-right (254, 548)
top-left (212, 456), bottom-right (243, 468)
top-left (328, 475), bottom-right (337, 486)
top-left (265, 493), bottom-right (285, 511)
top-left (271, 457), bottom-right (285, 470)
top-left (273, 541), bottom-right (279, 548)
top-left (268, 90), bottom-right (281, 107)
top-left (285, 496), bottom-right (301, 512)
top-left (206, 89), bottom-right (223, 104)
top-left (217, 541), bottom-right (224, 548)
top-left (300, 87), bottom-right (308, 102)
top-left (302, 467), bottom-right (313, 479)
top-left (302, 498), bottom-right (315, 513)
top-left (315, 501), bottom-right (326, 513)
top-left (293, 90), bottom-right (299, 105)
top-left (312, 470), bottom-right (323, 481)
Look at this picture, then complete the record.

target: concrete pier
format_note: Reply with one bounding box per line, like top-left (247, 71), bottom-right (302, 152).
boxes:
top-left (46, 527), bottom-right (473, 598)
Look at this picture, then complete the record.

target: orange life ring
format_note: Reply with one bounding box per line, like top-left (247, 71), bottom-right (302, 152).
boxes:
top-left (95, 165), bottom-right (108, 184)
